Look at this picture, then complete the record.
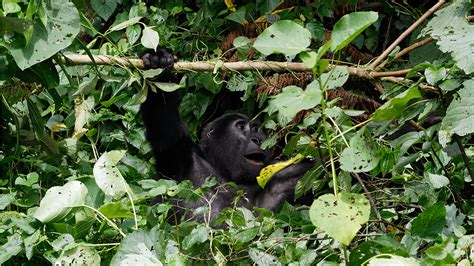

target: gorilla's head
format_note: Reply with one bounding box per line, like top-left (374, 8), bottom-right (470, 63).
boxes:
top-left (200, 113), bottom-right (272, 184)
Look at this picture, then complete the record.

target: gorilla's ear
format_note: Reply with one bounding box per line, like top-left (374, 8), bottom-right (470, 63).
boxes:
top-left (206, 127), bottom-right (215, 139)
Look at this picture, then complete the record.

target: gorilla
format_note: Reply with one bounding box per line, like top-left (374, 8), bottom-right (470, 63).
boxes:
top-left (140, 48), bottom-right (312, 223)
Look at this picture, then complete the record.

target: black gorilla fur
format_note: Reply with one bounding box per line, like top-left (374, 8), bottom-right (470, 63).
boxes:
top-left (140, 48), bottom-right (312, 222)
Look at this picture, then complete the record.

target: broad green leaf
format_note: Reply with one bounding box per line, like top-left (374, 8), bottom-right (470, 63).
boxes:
top-left (330, 11), bottom-right (378, 52)
top-left (182, 225), bottom-right (209, 250)
top-left (111, 227), bottom-right (180, 266)
top-left (141, 26), bottom-right (160, 51)
top-left (73, 96), bottom-right (94, 135)
top-left (0, 234), bottom-right (22, 264)
top-left (425, 66), bottom-right (446, 85)
top-left (300, 51), bottom-right (318, 68)
top-left (372, 86), bottom-right (422, 122)
top-left (421, 0), bottom-right (474, 74)
top-left (427, 173), bottom-right (450, 189)
top-left (309, 192), bottom-right (370, 245)
top-left (151, 81), bottom-right (183, 92)
top-left (268, 80), bottom-right (322, 121)
top-left (249, 248), bottom-right (282, 266)
top-left (56, 246), bottom-right (100, 266)
top-left (438, 80), bottom-right (474, 147)
top-left (0, 192), bottom-right (16, 210)
top-left (389, 131), bottom-right (424, 155)
top-left (367, 255), bottom-right (420, 266)
top-left (93, 150), bottom-right (130, 198)
top-left (109, 17), bottom-right (142, 32)
top-left (340, 127), bottom-right (379, 173)
top-left (99, 203), bottom-right (133, 219)
top-left (126, 24), bottom-right (142, 45)
top-left (321, 66), bottom-right (349, 90)
top-left (90, 0), bottom-right (117, 20)
top-left (8, 0), bottom-right (79, 70)
top-left (349, 240), bottom-right (408, 266)
top-left (34, 180), bottom-right (88, 223)
top-left (410, 202), bottom-right (446, 239)
top-left (253, 20), bottom-right (311, 57)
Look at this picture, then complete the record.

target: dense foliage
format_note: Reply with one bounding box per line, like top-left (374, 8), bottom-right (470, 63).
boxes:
top-left (1, 0), bottom-right (473, 264)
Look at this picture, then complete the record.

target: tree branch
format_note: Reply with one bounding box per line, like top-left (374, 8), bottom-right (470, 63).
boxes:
top-left (368, 0), bottom-right (446, 70)
top-left (58, 54), bottom-right (415, 79)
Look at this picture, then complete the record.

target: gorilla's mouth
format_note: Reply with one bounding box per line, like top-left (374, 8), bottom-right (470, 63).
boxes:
top-left (244, 152), bottom-right (265, 166)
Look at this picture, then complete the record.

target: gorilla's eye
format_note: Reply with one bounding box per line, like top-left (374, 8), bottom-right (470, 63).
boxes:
top-left (207, 128), bottom-right (215, 138)
top-left (236, 121), bottom-right (246, 131)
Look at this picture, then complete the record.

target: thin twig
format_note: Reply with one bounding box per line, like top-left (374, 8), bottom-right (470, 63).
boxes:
top-left (453, 135), bottom-right (474, 182)
top-left (368, 0), bottom-right (446, 69)
top-left (377, 37), bottom-right (433, 69)
top-left (353, 173), bottom-right (386, 232)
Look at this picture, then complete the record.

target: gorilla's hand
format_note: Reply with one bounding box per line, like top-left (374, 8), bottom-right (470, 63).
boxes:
top-left (141, 47), bottom-right (175, 69)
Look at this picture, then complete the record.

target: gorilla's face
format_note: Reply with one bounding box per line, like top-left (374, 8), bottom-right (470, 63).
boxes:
top-left (200, 114), bottom-right (271, 184)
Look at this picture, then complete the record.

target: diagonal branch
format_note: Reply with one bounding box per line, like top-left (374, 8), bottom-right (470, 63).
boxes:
top-left (368, 0), bottom-right (446, 70)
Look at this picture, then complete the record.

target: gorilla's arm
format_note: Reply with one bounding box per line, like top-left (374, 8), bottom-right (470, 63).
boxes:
top-left (140, 49), bottom-right (194, 180)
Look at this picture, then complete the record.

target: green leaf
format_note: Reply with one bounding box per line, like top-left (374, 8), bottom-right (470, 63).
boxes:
top-left (340, 127), bottom-right (379, 173)
top-left (330, 11), bottom-right (379, 52)
top-left (427, 173), bottom-right (450, 189)
top-left (57, 246), bottom-right (101, 266)
top-left (249, 248), bottom-right (282, 266)
top-left (367, 255), bottom-right (420, 266)
top-left (438, 81), bottom-right (474, 147)
top-left (111, 228), bottom-right (167, 266)
top-left (93, 150), bottom-right (130, 198)
top-left (309, 192), bottom-right (370, 245)
top-left (126, 24), bottom-right (141, 45)
top-left (99, 203), bottom-right (133, 219)
top-left (410, 202), bottom-right (446, 239)
top-left (26, 98), bottom-right (45, 137)
top-left (422, 0), bottom-right (474, 74)
top-left (141, 26), bottom-right (160, 51)
top-left (0, 234), bottom-right (23, 264)
top-left (268, 80), bottom-right (322, 121)
top-left (109, 16), bottom-right (142, 32)
top-left (253, 20), bottom-right (311, 57)
top-left (90, 0), bottom-right (117, 21)
top-left (182, 225), bottom-right (209, 250)
top-left (34, 180), bottom-right (88, 223)
top-left (424, 66), bottom-right (446, 85)
top-left (8, 0), bottom-right (80, 70)
top-left (2, 0), bottom-right (21, 14)
top-left (321, 66), bottom-right (349, 90)
top-left (372, 86), bottom-right (422, 122)
top-left (0, 192), bottom-right (16, 210)
top-left (151, 81), bottom-right (183, 92)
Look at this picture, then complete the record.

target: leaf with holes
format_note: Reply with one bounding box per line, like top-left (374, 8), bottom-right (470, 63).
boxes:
top-left (268, 80), bottom-right (322, 121)
top-left (93, 150), bottom-right (130, 198)
top-left (253, 20), bottom-right (311, 57)
top-left (309, 192), bottom-right (370, 246)
top-left (438, 81), bottom-right (474, 147)
top-left (34, 181), bottom-right (88, 223)
top-left (340, 127), bottom-right (379, 173)
top-left (8, 0), bottom-right (79, 70)
top-left (421, 0), bottom-right (474, 74)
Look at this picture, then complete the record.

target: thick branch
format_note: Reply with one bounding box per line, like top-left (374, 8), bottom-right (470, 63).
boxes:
top-left (59, 54), bottom-right (413, 79)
